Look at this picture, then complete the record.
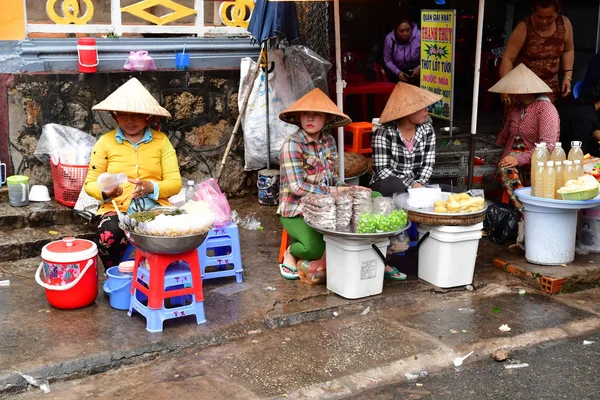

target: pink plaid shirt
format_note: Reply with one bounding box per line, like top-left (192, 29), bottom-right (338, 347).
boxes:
top-left (496, 98), bottom-right (560, 166)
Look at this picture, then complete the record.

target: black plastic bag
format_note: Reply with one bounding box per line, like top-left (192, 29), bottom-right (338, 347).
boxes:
top-left (483, 204), bottom-right (520, 244)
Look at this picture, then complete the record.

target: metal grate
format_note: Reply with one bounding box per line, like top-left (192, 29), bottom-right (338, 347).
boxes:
top-left (295, 1), bottom-right (330, 61)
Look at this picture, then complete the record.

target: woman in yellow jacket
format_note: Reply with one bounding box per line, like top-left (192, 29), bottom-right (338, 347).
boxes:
top-left (85, 78), bottom-right (182, 270)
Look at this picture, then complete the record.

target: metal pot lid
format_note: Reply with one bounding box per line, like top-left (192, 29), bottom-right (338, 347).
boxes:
top-left (42, 237), bottom-right (97, 263)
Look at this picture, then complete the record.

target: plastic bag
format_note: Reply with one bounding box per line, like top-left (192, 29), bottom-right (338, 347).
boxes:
top-left (123, 51), bottom-right (157, 72)
top-left (35, 124), bottom-right (96, 165)
top-left (372, 197), bottom-right (394, 216)
top-left (284, 45), bottom-right (332, 100)
top-left (483, 204), bottom-right (520, 244)
top-left (238, 50), bottom-right (297, 170)
top-left (194, 178), bottom-right (231, 227)
top-left (73, 185), bottom-right (101, 222)
top-left (296, 257), bottom-right (326, 285)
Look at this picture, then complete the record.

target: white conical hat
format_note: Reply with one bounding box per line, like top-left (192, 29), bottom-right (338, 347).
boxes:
top-left (92, 78), bottom-right (171, 117)
top-left (488, 64), bottom-right (552, 94)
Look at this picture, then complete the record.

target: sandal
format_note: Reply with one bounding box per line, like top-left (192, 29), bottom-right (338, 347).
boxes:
top-left (279, 263), bottom-right (299, 280)
top-left (384, 266), bottom-right (407, 281)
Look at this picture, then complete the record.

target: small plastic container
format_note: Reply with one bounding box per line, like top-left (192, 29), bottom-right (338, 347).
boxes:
top-left (175, 53), bottom-right (190, 70)
top-left (97, 173), bottom-right (127, 192)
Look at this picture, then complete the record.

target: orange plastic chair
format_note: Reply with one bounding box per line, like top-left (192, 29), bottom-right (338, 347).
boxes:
top-left (278, 229), bottom-right (289, 264)
top-left (344, 122), bottom-right (374, 156)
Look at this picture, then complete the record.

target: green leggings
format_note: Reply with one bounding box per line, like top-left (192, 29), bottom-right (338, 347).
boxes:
top-left (280, 191), bottom-right (382, 261)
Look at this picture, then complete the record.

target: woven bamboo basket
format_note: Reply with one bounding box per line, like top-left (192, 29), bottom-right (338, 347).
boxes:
top-left (407, 209), bottom-right (486, 226)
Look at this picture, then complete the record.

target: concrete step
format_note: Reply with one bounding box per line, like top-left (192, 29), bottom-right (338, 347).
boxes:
top-left (0, 187), bottom-right (87, 231)
top-left (0, 256), bottom-right (42, 278)
top-left (0, 224), bottom-right (96, 263)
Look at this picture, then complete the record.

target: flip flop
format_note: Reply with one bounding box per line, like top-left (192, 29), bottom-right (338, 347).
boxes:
top-left (384, 266), bottom-right (407, 281)
top-left (279, 263), bottom-right (299, 280)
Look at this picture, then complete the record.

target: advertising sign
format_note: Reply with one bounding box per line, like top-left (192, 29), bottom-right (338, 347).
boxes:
top-left (420, 9), bottom-right (456, 121)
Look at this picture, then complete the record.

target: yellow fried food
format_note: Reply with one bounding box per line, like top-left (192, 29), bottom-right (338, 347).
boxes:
top-left (458, 193), bottom-right (471, 201)
top-left (434, 206), bottom-right (448, 213)
top-left (447, 194), bottom-right (459, 203)
top-left (434, 200), bottom-right (447, 207)
top-left (472, 197), bottom-right (485, 205)
top-left (446, 203), bottom-right (460, 212)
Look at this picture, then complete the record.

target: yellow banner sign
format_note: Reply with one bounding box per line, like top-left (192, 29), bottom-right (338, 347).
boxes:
top-left (420, 10), bottom-right (455, 121)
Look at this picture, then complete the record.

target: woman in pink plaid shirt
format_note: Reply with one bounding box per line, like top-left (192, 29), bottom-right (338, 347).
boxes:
top-left (489, 64), bottom-right (560, 213)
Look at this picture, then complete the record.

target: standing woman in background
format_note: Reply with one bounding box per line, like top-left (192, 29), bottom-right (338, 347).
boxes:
top-left (383, 16), bottom-right (421, 84)
top-left (499, 0), bottom-right (574, 105)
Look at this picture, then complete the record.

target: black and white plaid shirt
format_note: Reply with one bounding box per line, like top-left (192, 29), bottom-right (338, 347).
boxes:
top-left (371, 122), bottom-right (436, 188)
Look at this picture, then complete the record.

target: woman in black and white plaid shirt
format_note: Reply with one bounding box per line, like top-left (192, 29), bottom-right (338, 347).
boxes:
top-left (370, 83), bottom-right (442, 197)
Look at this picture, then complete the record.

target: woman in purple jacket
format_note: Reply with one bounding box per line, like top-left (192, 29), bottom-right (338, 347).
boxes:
top-left (383, 16), bottom-right (421, 84)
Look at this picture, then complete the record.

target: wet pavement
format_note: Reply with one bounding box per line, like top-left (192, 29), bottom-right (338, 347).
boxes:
top-left (10, 284), bottom-right (600, 399)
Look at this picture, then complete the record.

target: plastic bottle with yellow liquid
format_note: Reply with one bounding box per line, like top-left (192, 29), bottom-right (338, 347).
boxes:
top-left (563, 160), bottom-right (577, 182)
top-left (531, 144), bottom-right (549, 196)
top-left (533, 162), bottom-right (545, 198)
top-left (550, 142), bottom-right (566, 162)
top-left (574, 159), bottom-right (583, 178)
top-left (543, 161), bottom-right (556, 199)
top-left (568, 141), bottom-right (584, 162)
top-left (554, 161), bottom-right (565, 199)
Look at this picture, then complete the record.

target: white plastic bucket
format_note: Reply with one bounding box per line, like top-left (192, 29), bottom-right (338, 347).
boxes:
top-left (324, 236), bottom-right (389, 299)
top-left (417, 223), bottom-right (483, 288)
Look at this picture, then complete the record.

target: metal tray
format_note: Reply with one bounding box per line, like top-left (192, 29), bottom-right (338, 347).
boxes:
top-left (306, 221), bottom-right (412, 241)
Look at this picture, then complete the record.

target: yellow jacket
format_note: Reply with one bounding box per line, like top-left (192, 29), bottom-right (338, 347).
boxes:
top-left (84, 128), bottom-right (182, 215)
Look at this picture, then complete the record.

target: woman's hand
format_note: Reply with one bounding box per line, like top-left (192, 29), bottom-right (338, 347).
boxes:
top-left (499, 156), bottom-right (518, 168)
top-left (129, 178), bottom-right (153, 199)
top-left (103, 185), bottom-right (123, 199)
top-left (561, 78), bottom-right (572, 97)
top-left (501, 93), bottom-right (511, 106)
top-left (398, 71), bottom-right (410, 82)
top-left (412, 182), bottom-right (424, 189)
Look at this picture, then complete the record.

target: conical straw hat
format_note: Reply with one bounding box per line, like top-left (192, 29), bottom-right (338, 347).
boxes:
top-left (279, 88), bottom-right (351, 128)
top-left (92, 78), bottom-right (171, 117)
top-left (379, 83), bottom-right (442, 124)
top-left (488, 64), bottom-right (552, 94)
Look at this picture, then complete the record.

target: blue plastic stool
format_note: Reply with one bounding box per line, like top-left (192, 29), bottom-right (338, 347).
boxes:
top-left (128, 260), bottom-right (206, 333)
top-left (197, 223), bottom-right (243, 283)
top-left (121, 242), bottom-right (136, 262)
top-left (406, 221), bottom-right (419, 248)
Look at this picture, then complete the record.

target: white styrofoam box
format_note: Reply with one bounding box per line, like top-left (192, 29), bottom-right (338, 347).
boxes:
top-left (417, 223), bottom-right (483, 288)
top-left (324, 236), bottom-right (390, 299)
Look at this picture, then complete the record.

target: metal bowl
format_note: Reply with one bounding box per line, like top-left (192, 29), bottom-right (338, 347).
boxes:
top-left (124, 229), bottom-right (209, 255)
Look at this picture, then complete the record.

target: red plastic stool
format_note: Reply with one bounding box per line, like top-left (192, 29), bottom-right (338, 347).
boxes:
top-left (278, 229), bottom-right (289, 264)
top-left (344, 122), bottom-right (374, 156)
top-left (130, 249), bottom-right (203, 310)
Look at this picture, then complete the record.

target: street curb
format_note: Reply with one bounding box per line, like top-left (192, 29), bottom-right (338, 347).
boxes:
top-left (493, 259), bottom-right (567, 294)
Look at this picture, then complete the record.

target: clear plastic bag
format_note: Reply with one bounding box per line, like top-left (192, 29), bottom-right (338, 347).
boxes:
top-left (284, 45), bottom-right (332, 100)
top-left (35, 124), bottom-right (97, 165)
top-left (123, 51), bottom-right (157, 72)
top-left (194, 178), bottom-right (231, 227)
top-left (372, 197), bottom-right (394, 216)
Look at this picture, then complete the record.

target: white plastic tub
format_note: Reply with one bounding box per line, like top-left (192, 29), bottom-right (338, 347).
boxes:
top-left (417, 223), bottom-right (483, 288)
top-left (324, 236), bottom-right (390, 299)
